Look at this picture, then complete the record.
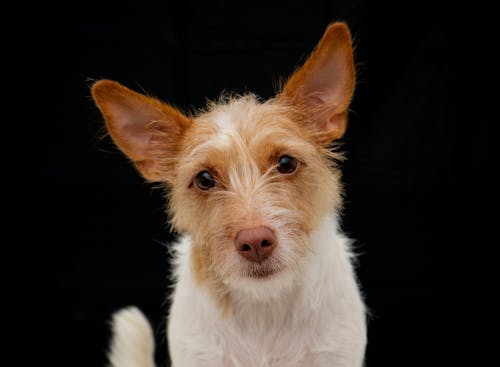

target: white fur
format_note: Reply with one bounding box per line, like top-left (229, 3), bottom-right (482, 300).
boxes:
top-left (108, 307), bottom-right (156, 367)
top-left (167, 215), bottom-right (366, 367)
top-left (216, 108), bottom-right (235, 134)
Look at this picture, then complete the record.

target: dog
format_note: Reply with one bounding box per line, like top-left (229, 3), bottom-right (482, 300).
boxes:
top-left (92, 22), bottom-right (366, 367)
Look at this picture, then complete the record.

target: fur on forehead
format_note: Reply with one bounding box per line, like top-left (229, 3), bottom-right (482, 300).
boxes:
top-left (174, 94), bottom-right (341, 185)
top-left (191, 94), bottom-right (308, 142)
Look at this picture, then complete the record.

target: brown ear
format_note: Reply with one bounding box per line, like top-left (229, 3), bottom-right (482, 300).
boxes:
top-left (91, 80), bottom-right (191, 182)
top-left (280, 22), bottom-right (355, 144)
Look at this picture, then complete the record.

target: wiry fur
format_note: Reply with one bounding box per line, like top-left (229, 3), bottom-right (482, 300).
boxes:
top-left (94, 22), bottom-right (366, 367)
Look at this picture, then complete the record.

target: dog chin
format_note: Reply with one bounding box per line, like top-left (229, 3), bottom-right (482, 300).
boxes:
top-left (225, 266), bottom-right (298, 301)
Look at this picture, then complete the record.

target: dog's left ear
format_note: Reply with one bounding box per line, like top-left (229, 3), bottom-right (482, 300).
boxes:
top-left (280, 22), bottom-right (355, 144)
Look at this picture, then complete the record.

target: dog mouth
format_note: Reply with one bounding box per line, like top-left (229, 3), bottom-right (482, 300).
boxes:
top-left (245, 265), bottom-right (281, 279)
top-left (250, 269), bottom-right (275, 278)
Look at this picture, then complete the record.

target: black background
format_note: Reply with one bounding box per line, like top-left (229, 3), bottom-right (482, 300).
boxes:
top-left (33, 1), bottom-right (494, 366)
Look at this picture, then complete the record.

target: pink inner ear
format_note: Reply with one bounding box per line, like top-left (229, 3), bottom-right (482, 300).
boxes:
top-left (305, 94), bottom-right (345, 139)
top-left (106, 98), bottom-right (166, 160)
top-left (326, 113), bottom-right (345, 137)
top-left (301, 51), bottom-right (352, 112)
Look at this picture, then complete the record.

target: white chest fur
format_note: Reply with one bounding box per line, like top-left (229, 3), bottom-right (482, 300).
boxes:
top-left (167, 215), bottom-right (366, 367)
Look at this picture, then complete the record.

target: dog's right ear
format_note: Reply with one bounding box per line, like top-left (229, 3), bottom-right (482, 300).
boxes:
top-left (91, 80), bottom-right (192, 182)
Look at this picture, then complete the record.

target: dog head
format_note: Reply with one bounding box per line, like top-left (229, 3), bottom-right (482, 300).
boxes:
top-left (92, 23), bottom-right (355, 303)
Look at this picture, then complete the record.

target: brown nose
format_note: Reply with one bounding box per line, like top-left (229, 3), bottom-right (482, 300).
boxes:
top-left (235, 226), bottom-right (277, 263)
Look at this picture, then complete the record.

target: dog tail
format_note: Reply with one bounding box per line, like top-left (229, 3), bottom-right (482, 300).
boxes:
top-left (107, 306), bottom-right (156, 367)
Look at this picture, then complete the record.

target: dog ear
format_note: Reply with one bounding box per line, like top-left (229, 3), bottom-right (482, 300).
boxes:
top-left (280, 22), bottom-right (355, 144)
top-left (91, 80), bottom-right (191, 182)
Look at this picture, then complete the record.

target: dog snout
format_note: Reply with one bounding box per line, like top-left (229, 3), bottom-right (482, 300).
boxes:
top-left (235, 226), bottom-right (276, 263)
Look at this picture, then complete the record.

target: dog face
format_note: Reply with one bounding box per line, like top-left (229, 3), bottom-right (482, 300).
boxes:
top-left (171, 96), bottom-right (343, 300)
top-left (92, 23), bottom-right (355, 303)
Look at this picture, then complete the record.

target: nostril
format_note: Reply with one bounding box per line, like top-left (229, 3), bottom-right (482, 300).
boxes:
top-left (261, 239), bottom-right (271, 248)
top-left (235, 226), bottom-right (276, 263)
top-left (241, 244), bottom-right (252, 252)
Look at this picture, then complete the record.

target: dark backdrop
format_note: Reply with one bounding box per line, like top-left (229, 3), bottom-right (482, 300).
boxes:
top-left (33, 1), bottom-right (493, 366)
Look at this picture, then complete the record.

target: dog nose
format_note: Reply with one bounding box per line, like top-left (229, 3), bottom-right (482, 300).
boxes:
top-left (235, 226), bottom-right (277, 263)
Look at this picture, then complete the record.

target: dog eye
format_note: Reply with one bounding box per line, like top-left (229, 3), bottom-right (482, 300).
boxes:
top-left (277, 155), bottom-right (298, 174)
top-left (194, 170), bottom-right (216, 190)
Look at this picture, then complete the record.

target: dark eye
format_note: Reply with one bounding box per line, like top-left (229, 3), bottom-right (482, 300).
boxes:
top-left (194, 170), bottom-right (216, 190)
top-left (277, 155), bottom-right (298, 174)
